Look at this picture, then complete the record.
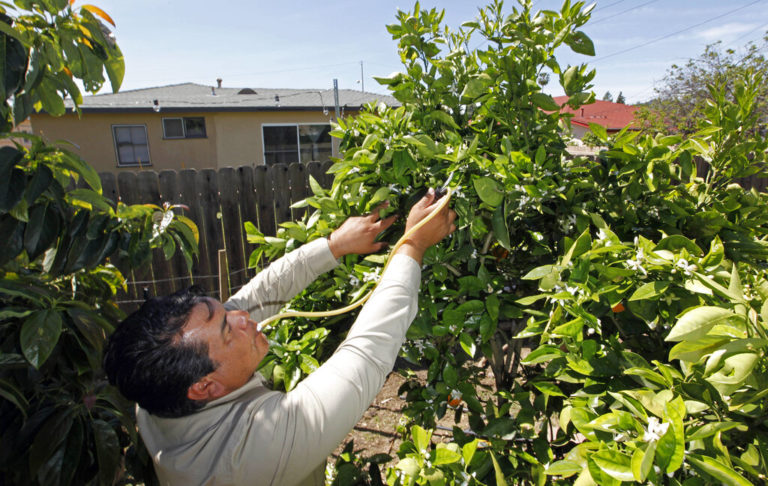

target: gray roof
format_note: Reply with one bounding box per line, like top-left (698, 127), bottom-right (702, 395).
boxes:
top-left (67, 82), bottom-right (399, 113)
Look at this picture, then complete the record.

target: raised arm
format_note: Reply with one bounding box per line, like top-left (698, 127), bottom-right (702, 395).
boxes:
top-left (234, 189), bottom-right (456, 485)
top-left (224, 203), bottom-right (399, 322)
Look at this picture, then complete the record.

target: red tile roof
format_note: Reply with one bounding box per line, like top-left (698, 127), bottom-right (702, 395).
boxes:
top-left (553, 96), bottom-right (639, 131)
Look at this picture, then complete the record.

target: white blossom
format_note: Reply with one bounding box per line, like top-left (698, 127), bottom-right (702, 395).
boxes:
top-left (675, 258), bottom-right (697, 276)
top-left (362, 267), bottom-right (381, 283)
top-left (643, 417), bottom-right (670, 442)
top-left (349, 275), bottom-right (360, 286)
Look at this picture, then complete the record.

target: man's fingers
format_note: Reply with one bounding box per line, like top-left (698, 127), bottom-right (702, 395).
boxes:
top-left (367, 201), bottom-right (390, 220)
top-left (378, 213), bottom-right (398, 231)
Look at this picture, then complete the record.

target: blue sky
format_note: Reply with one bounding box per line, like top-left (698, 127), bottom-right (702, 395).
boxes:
top-left (91, 0), bottom-right (768, 104)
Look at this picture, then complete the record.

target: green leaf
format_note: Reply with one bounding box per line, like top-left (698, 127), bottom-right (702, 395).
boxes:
top-left (522, 265), bottom-right (557, 280)
top-left (473, 176), bottom-right (504, 207)
top-left (492, 204), bottom-right (511, 250)
top-left (20, 309), bottom-right (62, 368)
top-left (308, 175), bottom-right (324, 196)
top-left (631, 441), bottom-right (656, 482)
top-left (462, 440), bottom-right (478, 465)
top-left (92, 419), bottom-right (121, 486)
top-left (459, 332), bottom-right (476, 357)
top-left (531, 92), bottom-right (560, 111)
top-left (666, 307), bottom-right (737, 342)
top-left (396, 457), bottom-right (420, 478)
top-left (429, 109), bottom-right (459, 129)
top-left (591, 450), bottom-right (634, 482)
top-left (567, 31), bottom-right (595, 56)
top-left (545, 460), bottom-right (582, 477)
top-left (588, 123), bottom-right (607, 141)
top-left (460, 76), bottom-right (489, 100)
top-left (411, 425), bottom-right (432, 453)
top-left (629, 281), bottom-right (671, 301)
top-left (533, 381), bottom-right (566, 397)
top-left (490, 451), bottom-right (509, 486)
top-left (434, 444), bottom-right (461, 465)
top-left (687, 454), bottom-right (752, 486)
top-left (687, 422), bottom-right (741, 441)
top-left (298, 354), bottom-right (319, 374)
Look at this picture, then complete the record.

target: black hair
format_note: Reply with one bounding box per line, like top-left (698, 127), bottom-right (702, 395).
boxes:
top-left (103, 286), bottom-right (217, 418)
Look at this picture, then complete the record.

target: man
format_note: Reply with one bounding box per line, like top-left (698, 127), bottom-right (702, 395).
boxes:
top-left (104, 189), bottom-right (456, 485)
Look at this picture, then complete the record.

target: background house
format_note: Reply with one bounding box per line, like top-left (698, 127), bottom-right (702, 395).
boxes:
top-left (553, 96), bottom-right (639, 139)
top-left (30, 82), bottom-right (397, 172)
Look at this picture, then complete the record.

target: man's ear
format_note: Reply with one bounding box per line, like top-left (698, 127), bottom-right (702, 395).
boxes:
top-left (187, 376), bottom-right (226, 401)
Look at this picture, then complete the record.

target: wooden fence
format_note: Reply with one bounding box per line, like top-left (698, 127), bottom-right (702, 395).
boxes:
top-left (104, 161), bottom-right (333, 311)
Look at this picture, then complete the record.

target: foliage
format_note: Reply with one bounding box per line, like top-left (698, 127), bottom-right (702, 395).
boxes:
top-left (615, 91), bottom-right (625, 104)
top-left (0, 2), bottom-right (197, 485)
top-left (245, 1), bottom-right (768, 484)
top-left (637, 35), bottom-right (768, 136)
top-left (0, 0), bottom-right (124, 132)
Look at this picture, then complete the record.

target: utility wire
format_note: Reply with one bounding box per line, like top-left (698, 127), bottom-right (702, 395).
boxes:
top-left (592, 0), bottom-right (632, 14)
top-left (589, 0), bottom-right (661, 26)
top-left (592, 0), bottom-right (763, 63)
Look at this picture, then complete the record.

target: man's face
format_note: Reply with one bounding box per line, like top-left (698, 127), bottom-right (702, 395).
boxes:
top-left (182, 298), bottom-right (269, 397)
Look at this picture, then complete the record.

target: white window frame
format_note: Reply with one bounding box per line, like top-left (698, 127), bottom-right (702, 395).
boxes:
top-left (112, 124), bottom-right (151, 167)
top-left (162, 116), bottom-right (207, 139)
top-left (261, 123), bottom-right (332, 165)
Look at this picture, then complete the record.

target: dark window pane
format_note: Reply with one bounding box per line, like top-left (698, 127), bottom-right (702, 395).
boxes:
top-left (298, 124), bottom-right (331, 163)
top-left (163, 118), bottom-right (184, 138)
top-left (113, 125), bottom-right (150, 166)
top-left (184, 117), bottom-right (206, 138)
top-left (263, 125), bottom-right (298, 164)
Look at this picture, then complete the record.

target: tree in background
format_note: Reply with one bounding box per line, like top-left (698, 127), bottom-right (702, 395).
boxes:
top-left (602, 90), bottom-right (613, 101)
top-left (638, 34), bottom-right (768, 134)
top-left (615, 90), bottom-right (626, 104)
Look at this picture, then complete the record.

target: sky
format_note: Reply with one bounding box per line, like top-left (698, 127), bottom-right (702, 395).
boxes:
top-left (88, 0), bottom-right (768, 104)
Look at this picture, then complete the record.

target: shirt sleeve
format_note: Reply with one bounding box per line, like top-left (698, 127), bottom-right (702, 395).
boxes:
top-left (231, 254), bottom-right (422, 486)
top-left (223, 238), bottom-right (339, 322)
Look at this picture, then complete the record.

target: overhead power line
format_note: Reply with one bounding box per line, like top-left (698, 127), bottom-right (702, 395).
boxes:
top-left (589, 0), bottom-right (661, 26)
top-left (592, 0), bottom-right (632, 14)
top-left (592, 0), bottom-right (764, 63)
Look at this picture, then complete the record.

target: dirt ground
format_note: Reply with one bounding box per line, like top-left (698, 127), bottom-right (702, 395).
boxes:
top-left (327, 364), bottom-right (483, 477)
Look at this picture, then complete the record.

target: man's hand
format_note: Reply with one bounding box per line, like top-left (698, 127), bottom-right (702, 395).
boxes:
top-left (328, 202), bottom-right (398, 259)
top-left (397, 188), bottom-right (457, 264)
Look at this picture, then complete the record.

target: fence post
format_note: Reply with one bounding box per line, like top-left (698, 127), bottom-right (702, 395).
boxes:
top-left (218, 249), bottom-right (230, 302)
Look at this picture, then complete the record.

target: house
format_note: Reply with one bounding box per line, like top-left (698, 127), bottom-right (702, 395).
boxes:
top-left (553, 96), bottom-right (639, 139)
top-left (29, 82), bottom-right (398, 172)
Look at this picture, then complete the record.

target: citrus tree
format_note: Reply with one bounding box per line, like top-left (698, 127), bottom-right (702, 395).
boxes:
top-left (0, 2), bottom-right (198, 485)
top-left (249, 1), bottom-right (768, 484)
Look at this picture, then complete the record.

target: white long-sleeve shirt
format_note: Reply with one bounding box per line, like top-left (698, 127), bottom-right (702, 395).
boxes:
top-left (136, 238), bottom-right (421, 485)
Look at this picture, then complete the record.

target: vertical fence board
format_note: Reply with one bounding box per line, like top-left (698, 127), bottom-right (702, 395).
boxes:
top-left (159, 169), bottom-right (192, 292)
top-left (237, 166), bottom-right (259, 280)
top-left (320, 160), bottom-right (334, 187)
top-left (116, 172), bottom-right (148, 308)
top-left (253, 165), bottom-right (275, 237)
top-left (100, 172), bottom-right (118, 206)
top-left (288, 163), bottom-right (307, 221)
top-left (196, 169), bottom-right (225, 298)
top-left (272, 163), bottom-right (292, 226)
top-left (218, 168), bottom-right (247, 295)
top-left (178, 169), bottom-right (213, 294)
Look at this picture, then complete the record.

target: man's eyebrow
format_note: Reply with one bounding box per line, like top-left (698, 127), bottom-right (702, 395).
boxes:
top-left (219, 313), bottom-right (229, 337)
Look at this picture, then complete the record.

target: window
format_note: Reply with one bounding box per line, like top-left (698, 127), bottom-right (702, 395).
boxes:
top-left (262, 124), bottom-right (332, 165)
top-left (162, 117), bottom-right (206, 139)
top-left (112, 125), bottom-right (150, 166)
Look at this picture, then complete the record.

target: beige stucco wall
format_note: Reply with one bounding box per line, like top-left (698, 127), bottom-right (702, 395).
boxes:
top-left (30, 109), bottom-right (340, 173)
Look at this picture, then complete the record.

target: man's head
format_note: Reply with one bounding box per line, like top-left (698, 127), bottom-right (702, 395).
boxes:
top-left (103, 286), bottom-right (268, 418)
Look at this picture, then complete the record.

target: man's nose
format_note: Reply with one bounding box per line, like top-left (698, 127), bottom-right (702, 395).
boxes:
top-left (229, 311), bottom-right (250, 331)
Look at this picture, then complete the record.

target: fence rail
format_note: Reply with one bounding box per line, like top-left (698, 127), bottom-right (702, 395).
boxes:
top-left (105, 161), bottom-right (333, 311)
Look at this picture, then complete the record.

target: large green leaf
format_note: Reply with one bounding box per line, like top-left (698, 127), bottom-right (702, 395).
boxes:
top-left (665, 306), bottom-right (737, 342)
top-left (531, 92), bottom-right (560, 111)
top-left (23, 203), bottom-right (60, 260)
top-left (20, 309), bottom-right (63, 368)
top-left (567, 31), bottom-right (595, 56)
top-left (628, 281), bottom-right (670, 302)
top-left (473, 176), bottom-right (503, 207)
top-left (92, 419), bottom-right (121, 486)
top-left (687, 454), bottom-right (752, 486)
top-left (591, 450), bottom-right (634, 482)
